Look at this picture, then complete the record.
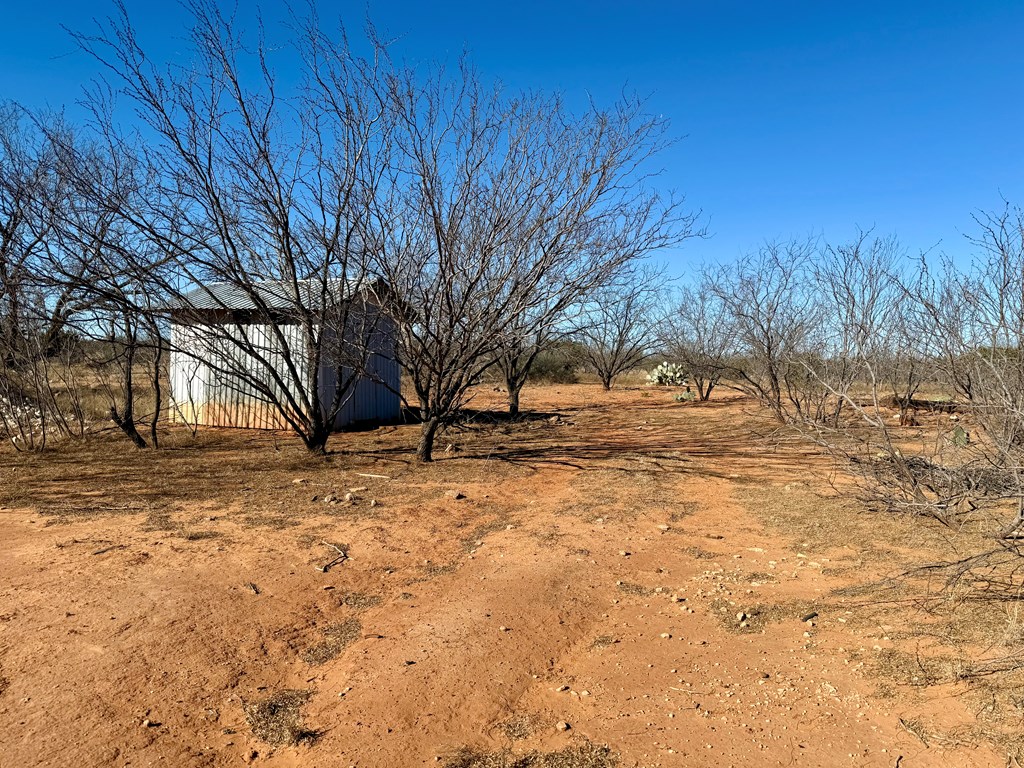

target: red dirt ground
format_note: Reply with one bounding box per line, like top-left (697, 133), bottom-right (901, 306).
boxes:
top-left (0, 385), bottom-right (1008, 767)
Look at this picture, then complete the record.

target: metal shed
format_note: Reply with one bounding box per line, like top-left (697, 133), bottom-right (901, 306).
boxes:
top-left (167, 279), bottom-right (401, 430)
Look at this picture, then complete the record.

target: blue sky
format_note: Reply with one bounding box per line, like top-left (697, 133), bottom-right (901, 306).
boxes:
top-left (2, 1), bottom-right (1022, 272)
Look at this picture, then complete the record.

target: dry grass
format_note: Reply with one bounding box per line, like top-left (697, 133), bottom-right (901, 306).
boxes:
top-left (338, 592), bottom-right (381, 610)
top-left (443, 742), bottom-right (617, 768)
top-left (681, 546), bottom-right (718, 560)
top-left (710, 597), bottom-right (822, 634)
top-left (301, 618), bottom-right (362, 666)
top-left (242, 689), bottom-right (319, 746)
top-left (494, 713), bottom-right (540, 741)
top-left (615, 581), bottom-right (653, 597)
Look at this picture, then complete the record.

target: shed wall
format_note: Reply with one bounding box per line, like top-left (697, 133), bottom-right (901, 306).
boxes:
top-left (168, 316), bottom-right (400, 430)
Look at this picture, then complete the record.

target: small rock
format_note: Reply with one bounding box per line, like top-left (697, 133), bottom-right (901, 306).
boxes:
top-left (736, 612), bottom-right (747, 622)
top-left (555, 685), bottom-right (570, 692)
top-left (656, 524), bottom-right (670, 531)
top-left (444, 490), bottom-right (466, 500)
top-left (369, 499), bottom-right (378, 507)
top-left (344, 492), bottom-right (356, 502)
top-left (801, 611), bottom-right (819, 622)
top-left (555, 721), bottom-right (571, 732)
top-left (292, 478), bottom-right (307, 485)
top-left (580, 690), bottom-right (590, 696)
top-left (660, 632), bottom-right (671, 639)
top-left (619, 550), bottom-right (631, 557)
top-left (499, 625), bottom-right (510, 632)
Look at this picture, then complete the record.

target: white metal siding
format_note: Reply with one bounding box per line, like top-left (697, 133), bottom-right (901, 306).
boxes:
top-left (169, 315), bottom-right (400, 431)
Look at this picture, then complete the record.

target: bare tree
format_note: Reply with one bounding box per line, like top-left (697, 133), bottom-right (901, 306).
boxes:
top-left (576, 266), bottom-right (667, 390)
top-left (0, 105), bottom-right (100, 449)
top-left (663, 283), bottom-right (733, 401)
top-left (69, 1), bottom-right (393, 453)
top-left (368, 63), bottom-right (696, 460)
top-left (705, 239), bottom-right (823, 422)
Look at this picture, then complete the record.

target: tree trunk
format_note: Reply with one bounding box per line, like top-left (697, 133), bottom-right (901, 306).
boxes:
top-left (149, 339), bottom-right (163, 449)
top-left (698, 380), bottom-right (714, 401)
top-left (110, 406), bottom-right (148, 449)
top-left (304, 422), bottom-right (331, 454)
top-left (417, 416), bottom-right (441, 462)
top-left (508, 385), bottom-right (521, 416)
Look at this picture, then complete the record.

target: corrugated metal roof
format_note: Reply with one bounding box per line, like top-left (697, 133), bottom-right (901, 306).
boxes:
top-left (173, 277), bottom-right (380, 311)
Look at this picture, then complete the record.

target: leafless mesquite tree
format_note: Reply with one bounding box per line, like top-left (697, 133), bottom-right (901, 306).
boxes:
top-left (704, 239), bottom-right (825, 422)
top-left (0, 106), bottom-right (101, 448)
top-left (367, 65), bottom-right (696, 460)
top-left (575, 266), bottom-right (668, 391)
top-left (931, 206), bottom-right (1024, 536)
top-left (70, 1), bottom-right (393, 453)
top-left (662, 283), bottom-right (733, 401)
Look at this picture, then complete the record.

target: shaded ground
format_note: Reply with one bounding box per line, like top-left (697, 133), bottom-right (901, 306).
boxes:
top-left (0, 385), bottom-right (1013, 766)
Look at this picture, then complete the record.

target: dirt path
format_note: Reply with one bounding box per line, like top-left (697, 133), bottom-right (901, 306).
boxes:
top-left (0, 386), bottom-right (1004, 766)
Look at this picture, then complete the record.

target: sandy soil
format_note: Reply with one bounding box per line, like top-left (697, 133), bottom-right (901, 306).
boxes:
top-left (0, 385), bottom-right (1007, 767)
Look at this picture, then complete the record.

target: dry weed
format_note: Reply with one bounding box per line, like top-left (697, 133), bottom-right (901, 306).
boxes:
top-left (443, 741), bottom-right (617, 768)
top-left (302, 618), bottom-right (362, 665)
top-left (243, 689), bottom-right (318, 746)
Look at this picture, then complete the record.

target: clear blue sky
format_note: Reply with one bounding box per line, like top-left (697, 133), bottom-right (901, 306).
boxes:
top-left (2, 1), bottom-right (1022, 271)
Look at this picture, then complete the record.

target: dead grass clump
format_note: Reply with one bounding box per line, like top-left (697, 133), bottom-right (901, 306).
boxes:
top-left (339, 592), bottom-right (381, 610)
top-left (0, 674), bottom-right (8, 696)
top-left (615, 581), bottom-right (652, 597)
top-left (711, 599), bottom-right (820, 634)
top-left (590, 635), bottom-right (618, 649)
top-left (243, 689), bottom-right (319, 746)
top-left (670, 501), bottom-right (699, 522)
top-left (141, 512), bottom-right (176, 532)
top-left (420, 562), bottom-right (459, 580)
top-left (494, 713), bottom-right (540, 741)
top-left (682, 546), bottom-right (718, 560)
top-left (301, 618), bottom-right (362, 665)
top-left (179, 529), bottom-right (222, 541)
top-left (443, 741), bottom-right (617, 768)
top-left (869, 647), bottom-right (961, 687)
top-left (531, 528), bottom-right (564, 546)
